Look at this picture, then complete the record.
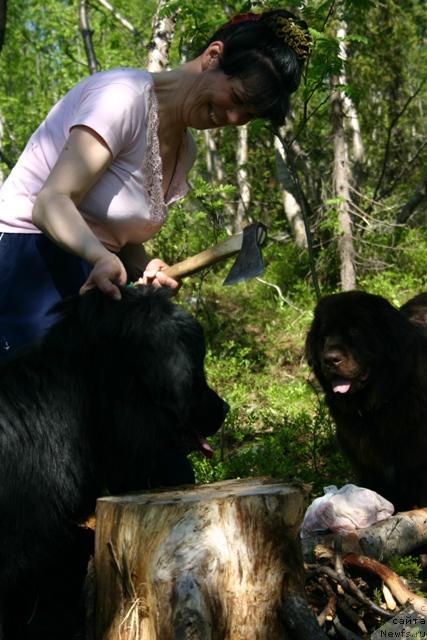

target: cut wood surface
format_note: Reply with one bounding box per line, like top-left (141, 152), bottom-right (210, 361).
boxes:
top-left (94, 477), bottom-right (306, 640)
top-left (303, 508), bottom-right (427, 562)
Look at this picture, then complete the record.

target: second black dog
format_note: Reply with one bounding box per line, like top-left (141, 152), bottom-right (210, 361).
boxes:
top-left (306, 290), bottom-right (427, 512)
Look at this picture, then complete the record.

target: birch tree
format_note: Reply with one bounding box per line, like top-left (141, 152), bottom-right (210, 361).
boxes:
top-left (147, 0), bottom-right (177, 72)
top-left (331, 21), bottom-right (356, 291)
top-left (337, 23), bottom-right (364, 193)
top-left (235, 125), bottom-right (250, 232)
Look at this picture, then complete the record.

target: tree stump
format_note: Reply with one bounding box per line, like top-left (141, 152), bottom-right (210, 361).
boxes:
top-left (94, 477), bottom-right (306, 640)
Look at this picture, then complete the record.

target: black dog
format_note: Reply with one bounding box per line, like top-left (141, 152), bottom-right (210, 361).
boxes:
top-left (306, 290), bottom-right (427, 512)
top-left (0, 285), bottom-right (227, 639)
top-left (400, 292), bottom-right (427, 337)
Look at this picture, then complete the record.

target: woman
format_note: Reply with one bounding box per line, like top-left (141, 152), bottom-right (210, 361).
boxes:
top-left (0, 8), bottom-right (311, 358)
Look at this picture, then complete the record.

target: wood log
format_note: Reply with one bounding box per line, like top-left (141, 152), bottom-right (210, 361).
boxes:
top-left (303, 508), bottom-right (427, 562)
top-left (343, 554), bottom-right (427, 615)
top-left (94, 478), bottom-right (306, 640)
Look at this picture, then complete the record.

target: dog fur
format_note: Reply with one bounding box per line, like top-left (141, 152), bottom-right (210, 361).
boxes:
top-left (0, 285), bottom-right (227, 639)
top-left (306, 290), bottom-right (427, 511)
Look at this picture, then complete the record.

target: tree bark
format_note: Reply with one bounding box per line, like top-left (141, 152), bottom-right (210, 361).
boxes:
top-left (94, 478), bottom-right (306, 640)
top-left (147, 0), bottom-right (176, 72)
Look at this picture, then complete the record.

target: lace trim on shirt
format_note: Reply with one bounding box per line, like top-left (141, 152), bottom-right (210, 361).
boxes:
top-left (144, 85), bottom-right (167, 223)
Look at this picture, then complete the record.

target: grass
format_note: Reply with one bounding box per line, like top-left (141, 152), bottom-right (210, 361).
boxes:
top-left (180, 275), bottom-right (353, 499)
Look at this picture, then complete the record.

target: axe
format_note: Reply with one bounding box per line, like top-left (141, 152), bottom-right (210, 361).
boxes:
top-left (163, 221), bottom-right (267, 286)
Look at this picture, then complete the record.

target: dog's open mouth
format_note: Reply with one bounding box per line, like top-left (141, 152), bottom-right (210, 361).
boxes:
top-left (197, 436), bottom-right (214, 459)
top-left (332, 378), bottom-right (352, 394)
top-left (183, 434), bottom-right (215, 458)
top-left (331, 369), bottom-right (370, 394)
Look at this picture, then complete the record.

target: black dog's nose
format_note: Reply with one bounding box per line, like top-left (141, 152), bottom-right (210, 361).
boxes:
top-left (323, 350), bottom-right (343, 367)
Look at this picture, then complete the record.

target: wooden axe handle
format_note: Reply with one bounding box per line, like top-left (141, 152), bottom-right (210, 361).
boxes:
top-left (163, 232), bottom-right (243, 280)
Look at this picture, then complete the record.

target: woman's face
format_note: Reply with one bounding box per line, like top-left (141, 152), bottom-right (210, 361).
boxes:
top-left (182, 64), bottom-right (258, 130)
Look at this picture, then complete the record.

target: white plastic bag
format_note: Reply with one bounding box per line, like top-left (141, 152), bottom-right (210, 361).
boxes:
top-left (300, 484), bottom-right (394, 538)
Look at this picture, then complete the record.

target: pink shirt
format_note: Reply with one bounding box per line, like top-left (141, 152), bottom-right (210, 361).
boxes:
top-left (0, 69), bottom-right (197, 251)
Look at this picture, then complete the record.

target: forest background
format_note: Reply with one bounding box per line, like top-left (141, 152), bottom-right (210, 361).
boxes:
top-left (0, 0), bottom-right (426, 496)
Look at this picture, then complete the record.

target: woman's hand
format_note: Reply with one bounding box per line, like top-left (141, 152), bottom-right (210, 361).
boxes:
top-left (138, 258), bottom-right (181, 293)
top-left (80, 253), bottom-right (127, 300)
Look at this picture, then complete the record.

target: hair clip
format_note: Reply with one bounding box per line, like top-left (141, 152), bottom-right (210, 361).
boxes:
top-left (264, 15), bottom-right (312, 60)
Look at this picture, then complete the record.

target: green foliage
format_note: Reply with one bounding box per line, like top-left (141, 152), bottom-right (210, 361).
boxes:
top-left (388, 556), bottom-right (423, 582)
top-left (387, 556), bottom-right (427, 597)
top-left (191, 391), bottom-right (351, 494)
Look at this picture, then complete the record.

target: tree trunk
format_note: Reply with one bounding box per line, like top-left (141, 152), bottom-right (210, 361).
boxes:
top-left (331, 76), bottom-right (356, 291)
top-left (94, 478), bottom-right (306, 640)
top-left (274, 136), bottom-right (308, 249)
top-left (331, 21), bottom-right (357, 292)
top-left (204, 130), bottom-right (225, 183)
top-left (337, 24), bottom-right (364, 192)
top-left (396, 171), bottom-right (427, 223)
top-left (79, 0), bottom-right (98, 74)
top-left (235, 125), bottom-right (250, 232)
top-left (302, 508), bottom-right (427, 563)
top-left (203, 130), bottom-right (235, 233)
top-left (147, 0), bottom-right (176, 72)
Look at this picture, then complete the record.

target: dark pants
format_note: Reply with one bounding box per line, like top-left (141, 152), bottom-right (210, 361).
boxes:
top-left (0, 232), bottom-right (91, 358)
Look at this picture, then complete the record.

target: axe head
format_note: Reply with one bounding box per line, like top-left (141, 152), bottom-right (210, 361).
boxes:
top-left (223, 222), bottom-right (268, 286)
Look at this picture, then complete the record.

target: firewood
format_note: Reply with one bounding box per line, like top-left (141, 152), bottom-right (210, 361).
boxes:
top-left (308, 564), bottom-right (392, 619)
top-left (382, 584), bottom-right (397, 611)
top-left (343, 553), bottom-right (427, 615)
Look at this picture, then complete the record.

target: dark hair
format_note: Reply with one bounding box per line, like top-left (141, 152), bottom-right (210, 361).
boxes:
top-left (200, 9), bottom-right (310, 127)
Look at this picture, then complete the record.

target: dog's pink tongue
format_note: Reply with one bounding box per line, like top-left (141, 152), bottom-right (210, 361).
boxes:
top-left (332, 378), bottom-right (351, 394)
top-left (198, 437), bottom-right (214, 459)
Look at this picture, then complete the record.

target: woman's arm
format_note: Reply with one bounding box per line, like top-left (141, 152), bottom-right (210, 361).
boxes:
top-left (33, 125), bottom-right (179, 297)
top-left (33, 126), bottom-right (128, 299)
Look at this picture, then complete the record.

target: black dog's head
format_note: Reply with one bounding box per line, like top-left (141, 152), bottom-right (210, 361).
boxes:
top-left (49, 285), bottom-right (228, 484)
top-left (306, 290), bottom-right (419, 409)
